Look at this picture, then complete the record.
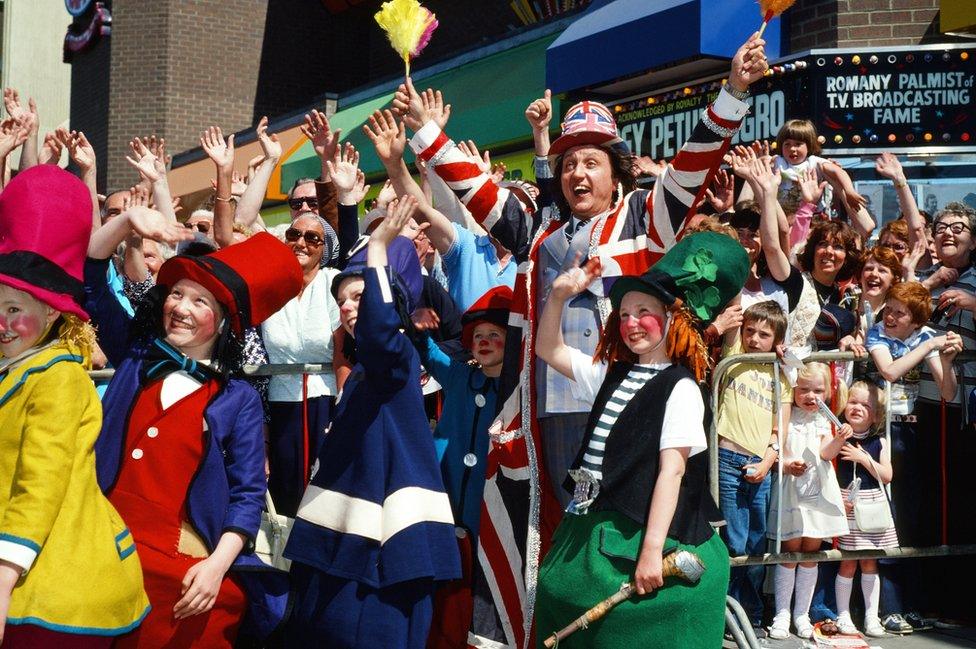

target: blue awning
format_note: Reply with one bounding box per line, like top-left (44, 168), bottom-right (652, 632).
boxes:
top-left (546, 0), bottom-right (782, 94)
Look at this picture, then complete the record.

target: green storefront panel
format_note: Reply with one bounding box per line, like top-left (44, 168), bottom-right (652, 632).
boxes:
top-left (279, 35), bottom-right (558, 192)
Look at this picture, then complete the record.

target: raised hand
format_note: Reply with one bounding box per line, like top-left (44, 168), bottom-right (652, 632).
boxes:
top-left (551, 252), bottom-right (602, 300)
top-left (391, 77), bottom-right (433, 132)
top-left (200, 126), bottom-right (234, 172)
top-left (525, 89), bottom-right (552, 132)
top-left (61, 129), bottom-right (96, 173)
top-left (0, 118), bottom-right (28, 159)
top-left (126, 137), bottom-right (162, 183)
top-left (631, 156), bottom-right (668, 179)
top-left (874, 151), bottom-right (904, 181)
top-left (729, 145), bottom-right (758, 181)
top-left (796, 168), bottom-right (826, 205)
top-left (420, 87), bottom-right (451, 130)
top-left (348, 169), bottom-right (370, 206)
top-left (705, 169), bottom-right (735, 213)
top-left (231, 171), bottom-right (248, 196)
top-left (325, 143), bottom-right (361, 194)
top-left (490, 161), bottom-right (507, 184)
top-left (3, 89), bottom-right (28, 120)
top-left (301, 109), bottom-right (340, 163)
top-left (255, 116), bottom-right (282, 161)
top-left (123, 184), bottom-right (150, 210)
top-left (124, 205), bottom-right (192, 245)
top-left (372, 196), bottom-right (419, 248)
top-left (376, 179), bottom-right (396, 211)
top-left (363, 109), bottom-right (406, 167)
top-left (750, 157), bottom-right (781, 194)
top-left (729, 33), bottom-right (768, 91)
top-left (37, 132), bottom-right (64, 165)
top-left (457, 140), bottom-right (491, 173)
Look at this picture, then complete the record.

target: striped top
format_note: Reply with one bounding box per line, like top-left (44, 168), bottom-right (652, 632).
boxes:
top-left (581, 365), bottom-right (660, 480)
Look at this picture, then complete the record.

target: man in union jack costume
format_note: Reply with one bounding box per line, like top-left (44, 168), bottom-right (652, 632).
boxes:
top-left (395, 33), bottom-right (769, 649)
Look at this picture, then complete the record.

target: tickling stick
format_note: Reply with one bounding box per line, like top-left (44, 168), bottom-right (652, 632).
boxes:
top-left (542, 550), bottom-right (705, 648)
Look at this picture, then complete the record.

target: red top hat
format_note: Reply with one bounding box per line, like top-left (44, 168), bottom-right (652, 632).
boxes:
top-left (461, 285), bottom-right (513, 350)
top-left (157, 232), bottom-right (302, 334)
top-left (0, 166), bottom-right (93, 320)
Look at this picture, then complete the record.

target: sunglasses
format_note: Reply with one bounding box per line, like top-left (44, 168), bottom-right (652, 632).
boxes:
top-left (934, 222), bottom-right (971, 235)
top-left (288, 196), bottom-right (319, 211)
top-left (284, 227), bottom-right (324, 247)
top-left (184, 221), bottom-right (211, 233)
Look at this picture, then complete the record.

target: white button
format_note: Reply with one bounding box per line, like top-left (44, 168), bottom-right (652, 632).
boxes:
top-left (147, 427), bottom-right (159, 438)
top-left (474, 394), bottom-right (487, 408)
top-left (131, 448), bottom-right (144, 460)
top-left (463, 453), bottom-right (478, 467)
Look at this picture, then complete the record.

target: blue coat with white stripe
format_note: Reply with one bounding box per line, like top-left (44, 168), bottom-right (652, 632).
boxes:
top-left (284, 266), bottom-right (461, 587)
top-left (83, 258), bottom-right (289, 641)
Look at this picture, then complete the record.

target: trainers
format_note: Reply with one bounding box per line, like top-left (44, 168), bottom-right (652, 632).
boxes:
top-left (768, 611), bottom-right (791, 640)
top-left (794, 614), bottom-right (814, 639)
top-left (864, 617), bottom-right (887, 637)
top-left (904, 611), bottom-right (933, 630)
top-left (882, 614), bottom-right (913, 635)
top-left (836, 612), bottom-right (859, 635)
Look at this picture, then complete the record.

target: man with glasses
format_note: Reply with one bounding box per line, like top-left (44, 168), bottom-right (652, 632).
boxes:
top-left (183, 209), bottom-right (214, 240)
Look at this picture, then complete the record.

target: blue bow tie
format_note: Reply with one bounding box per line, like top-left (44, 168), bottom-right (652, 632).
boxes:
top-left (142, 338), bottom-right (215, 383)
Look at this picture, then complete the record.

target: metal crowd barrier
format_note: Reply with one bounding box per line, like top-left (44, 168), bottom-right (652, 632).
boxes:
top-left (88, 362), bottom-right (328, 381)
top-left (712, 350), bottom-right (976, 647)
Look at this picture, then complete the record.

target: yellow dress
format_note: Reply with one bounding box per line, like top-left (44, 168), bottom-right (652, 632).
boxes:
top-left (0, 342), bottom-right (149, 635)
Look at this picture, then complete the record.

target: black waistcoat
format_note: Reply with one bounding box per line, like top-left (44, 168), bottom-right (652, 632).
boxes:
top-left (564, 362), bottom-right (723, 546)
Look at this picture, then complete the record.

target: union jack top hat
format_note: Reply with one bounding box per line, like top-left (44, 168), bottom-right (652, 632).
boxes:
top-left (548, 100), bottom-right (629, 157)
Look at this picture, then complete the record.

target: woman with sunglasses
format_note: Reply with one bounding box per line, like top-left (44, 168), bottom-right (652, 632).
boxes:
top-left (261, 213), bottom-right (344, 516)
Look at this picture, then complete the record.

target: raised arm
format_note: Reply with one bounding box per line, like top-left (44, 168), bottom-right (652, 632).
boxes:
top-left (234, 117), bottom-right (281, 233)
top-left (536, 254), bottom-right (602, 379)
top-left (200, 126), bottom-right (235, 248)
top-left (3, 90), bottom-right (38, 170)
top-left (748, 157), bottom-right (793, 282)
top-left (364, 109), bottom-right (457, 255)
top-left (875, 152), bottom-right (927, 254)
top-left (60, 129), bottom-right (99, 231)
top-left (88, 205), bottom-right (191, 260)
top-left (300, 109), bottom-right (340, 234)
top-left (0, 118), bottom-right (28, 188)
top-left (126, 136), bottom-right (176, 222)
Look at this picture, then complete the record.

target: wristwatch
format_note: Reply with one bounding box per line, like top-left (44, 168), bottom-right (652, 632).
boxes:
top-left (768, 441), bottom-right (780, 453)
top-left (725, 82), bottom-right (751, 101)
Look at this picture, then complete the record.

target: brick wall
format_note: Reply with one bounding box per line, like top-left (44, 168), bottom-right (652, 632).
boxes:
top-left (81, 0), bottom-right (268, 192)
top-left (790, 0), bottom-right (948, 52)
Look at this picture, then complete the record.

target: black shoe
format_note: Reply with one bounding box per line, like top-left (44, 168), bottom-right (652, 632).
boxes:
top-left (904, 611), bottom-right (934, 631)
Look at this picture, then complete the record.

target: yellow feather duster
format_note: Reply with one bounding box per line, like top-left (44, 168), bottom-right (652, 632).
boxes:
top-left (374, 0), bottom-right (439, 77)
top-left (757, 0), bottom-right (796, 35)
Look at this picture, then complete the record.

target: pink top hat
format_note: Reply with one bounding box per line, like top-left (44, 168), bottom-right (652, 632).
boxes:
top-left (0, 166), bottom-right (93, 320)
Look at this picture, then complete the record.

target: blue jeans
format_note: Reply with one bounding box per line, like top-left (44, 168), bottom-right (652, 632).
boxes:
top-left (718, 447), bottom-right (771, 625)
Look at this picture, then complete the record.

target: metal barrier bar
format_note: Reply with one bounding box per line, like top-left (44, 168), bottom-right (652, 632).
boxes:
top-left (709, 351), bottom-right (858, 504)
top-left (729, 544), bottom-right (976, 567)
top-left (88, 363), bottom-right (327, 380)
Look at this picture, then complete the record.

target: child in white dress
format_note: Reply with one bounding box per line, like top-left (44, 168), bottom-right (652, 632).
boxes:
top-left (768, 362), bottom-right (849, 640)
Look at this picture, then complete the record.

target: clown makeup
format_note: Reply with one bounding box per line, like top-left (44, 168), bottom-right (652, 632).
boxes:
top-left (471, 322), bottom-right (506, 377)
top-left (162, 278), bottom-right (223, 360)
top-left (618, 291), bottom-right (668, 363)
top-left (0, 284), bottom-right (59, 358)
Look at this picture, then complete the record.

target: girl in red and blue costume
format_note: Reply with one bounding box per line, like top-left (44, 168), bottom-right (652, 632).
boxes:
top-left (83, 208), bottom-right (302, 648)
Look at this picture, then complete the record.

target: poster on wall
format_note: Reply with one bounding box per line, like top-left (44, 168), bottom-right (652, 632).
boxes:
top-left (610, 44), bottom-right (975, 159)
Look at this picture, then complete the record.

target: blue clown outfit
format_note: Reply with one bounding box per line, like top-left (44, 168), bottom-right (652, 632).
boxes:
top-left (284, 237), bottom-right (461, 648)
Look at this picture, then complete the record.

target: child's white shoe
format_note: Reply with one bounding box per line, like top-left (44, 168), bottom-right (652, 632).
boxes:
top-left (864, 617), bottom-right (887, 637)
top-left (794, 614), bottom-right (814, 639)
top-left (768, 611), bottom-right (791, 640)
top-left (836, 612), bottom-right (859, 635)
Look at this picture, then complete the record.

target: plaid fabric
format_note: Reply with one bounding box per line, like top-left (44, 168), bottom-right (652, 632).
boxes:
top-left (409, 88), bottom-right (747, 649)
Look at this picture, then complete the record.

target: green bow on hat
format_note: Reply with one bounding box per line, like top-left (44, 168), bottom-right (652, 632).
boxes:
top-left (609, 231), bottom-right (750, 324)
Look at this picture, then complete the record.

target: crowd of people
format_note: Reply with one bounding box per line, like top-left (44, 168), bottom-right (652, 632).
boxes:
top-left (1, 28), bottom-right (975, 649)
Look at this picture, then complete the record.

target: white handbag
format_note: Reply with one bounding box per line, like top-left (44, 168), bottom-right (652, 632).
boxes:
top-left (256, 491), bottom-right (293, 571)
top-left (851, 456), bottom-right (894, 533)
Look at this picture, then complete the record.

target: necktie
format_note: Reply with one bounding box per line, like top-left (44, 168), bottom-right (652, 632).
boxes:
top-left (142, 337), bottom-right (215, 383)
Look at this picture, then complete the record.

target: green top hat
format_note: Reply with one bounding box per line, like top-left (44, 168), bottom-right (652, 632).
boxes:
top-left (609, 231), bottom-right (750, 324)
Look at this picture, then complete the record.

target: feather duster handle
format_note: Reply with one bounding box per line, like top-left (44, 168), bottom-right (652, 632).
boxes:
top-left (375, 0), bottom-right (439, 76)
top-left (757, 0), bottom-right (795, 36)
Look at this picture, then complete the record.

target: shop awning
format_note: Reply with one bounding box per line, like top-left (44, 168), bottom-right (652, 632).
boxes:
top-left (278, 34), bottom-right (559, 191)
top-left (546, 0), bottom-right (782, 94)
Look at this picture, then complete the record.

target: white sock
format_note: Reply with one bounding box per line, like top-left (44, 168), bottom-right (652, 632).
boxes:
top-left (793, 565), bottom-right (818, 620)
top-left (836, 574), bottom-right (854, 616)
top-left (774, 565), bottom-right (796, 618)
top-left (862, 573), bottom-right (881, 622)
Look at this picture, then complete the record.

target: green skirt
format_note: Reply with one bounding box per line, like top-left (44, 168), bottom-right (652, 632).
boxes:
top-left (536, 509), bottom-right (729, 648)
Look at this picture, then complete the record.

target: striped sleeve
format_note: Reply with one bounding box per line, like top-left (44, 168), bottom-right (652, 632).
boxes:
top-left (647, 87), bottom-right (750, 249)
top-left (410, 121), bottom-right (534, 262)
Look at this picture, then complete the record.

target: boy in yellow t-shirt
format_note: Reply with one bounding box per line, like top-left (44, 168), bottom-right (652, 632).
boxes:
top-left (716, 301), bottom-right (791, 627)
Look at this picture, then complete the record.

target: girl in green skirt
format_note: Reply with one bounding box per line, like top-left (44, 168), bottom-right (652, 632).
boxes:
top-left (535, 232), bottom-right (749, 647)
